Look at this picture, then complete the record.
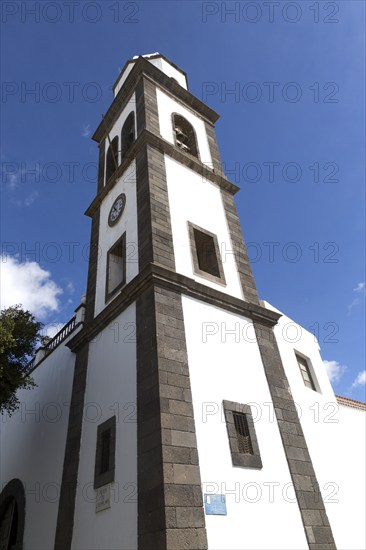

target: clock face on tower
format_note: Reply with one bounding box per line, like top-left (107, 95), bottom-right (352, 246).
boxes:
top-left (108, 193), bottom-right (126, 226)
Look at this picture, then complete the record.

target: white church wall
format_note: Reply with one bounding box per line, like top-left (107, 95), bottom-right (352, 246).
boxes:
top-left (150, 57), bottom-right (187, 89)
top-left (271, 304), bottom-right (366, 550)
top-left (165, 156), bottom-right (244, 300)
top-left (159, 58), bottom-right (187, 88)
top-left (181, 296), bottom-right (308, 550)
top-left (156, 88), bottom-right (212, 167)
top-left (326, 404), bottom-right (366, 550)
top-left (0, 336), bottom-right (77, 549)
top-left (71, 304), bottom-right (137, 550)
top-left (94, 160), bottom-right (138, 317)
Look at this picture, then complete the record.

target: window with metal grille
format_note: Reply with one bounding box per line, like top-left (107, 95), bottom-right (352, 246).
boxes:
top-left (173, 114), bottom-right (199, 158)
top-left (296, 353), bottom-right (316, 391)
top-left (233, 412), bottom-right (254, 455)
top-left (94, 416), bottom-right (116, 488)
top-left (223, 400), bottom-right (262, 469)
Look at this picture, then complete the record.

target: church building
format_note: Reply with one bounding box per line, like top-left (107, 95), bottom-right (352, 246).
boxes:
top-left (1, 53), bottom-right (365, 550)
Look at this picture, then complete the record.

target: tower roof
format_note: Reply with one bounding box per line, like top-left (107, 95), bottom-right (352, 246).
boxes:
top-left (113, 53), bottom-right (188, 96)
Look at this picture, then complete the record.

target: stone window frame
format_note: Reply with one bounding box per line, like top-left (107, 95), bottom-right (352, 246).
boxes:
top-left (188, 222), bottom-right (226, 286)
top-left (94, 416), bottom-right (116, 489)
top-left (223, 400), bottom-right (262, 469)
top-left (105, 232), bottom-right (127, 302)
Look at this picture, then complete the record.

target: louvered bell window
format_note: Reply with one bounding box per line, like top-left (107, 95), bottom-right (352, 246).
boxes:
top-left (173, 114), bottom-right (199, 158)
top-left (175, 126), bottom-right (191, 152)
top-left (233, 412), bottom-right (254, 455)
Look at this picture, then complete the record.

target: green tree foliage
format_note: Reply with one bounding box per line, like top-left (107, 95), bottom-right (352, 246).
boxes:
top-left (0, 305), bottom-right (43, 415)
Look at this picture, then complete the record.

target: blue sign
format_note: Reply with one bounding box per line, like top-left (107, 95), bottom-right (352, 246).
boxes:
top-left (204, 494), bottom-right (227, 515)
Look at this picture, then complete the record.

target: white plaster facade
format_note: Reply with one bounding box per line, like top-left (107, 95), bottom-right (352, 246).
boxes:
top-left (94, 160), bottom-right (138, 317)
top-left (271, 304), bottom-right (366, 550)
top-left (71, 306), bottom-right (137, 550)
top-left (182, 297), bottom-right (309, 550)
top-left (165, 156), bottom-right (244, 300)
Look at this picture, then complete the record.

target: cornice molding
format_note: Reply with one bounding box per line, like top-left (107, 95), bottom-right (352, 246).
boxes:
top-left (85, 129), bottom-right (239, 217)
top-left (67, 263), bottom-right (281, 352)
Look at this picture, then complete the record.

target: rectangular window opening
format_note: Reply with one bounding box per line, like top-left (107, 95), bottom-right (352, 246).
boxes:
top-left (100, 429), bottom-right (111, 474)
top-left (106, 234), bottom-right (126, 299)
top-left (296, 353), bottom-right (316, 391)
top-left (193, 228), bottom-right (220, 277)
top-left (94, 416), bottom-right (116, 489)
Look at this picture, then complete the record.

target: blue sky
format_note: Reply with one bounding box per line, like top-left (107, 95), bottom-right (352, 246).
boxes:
top-left (1, 1), bottom-right (365, 400)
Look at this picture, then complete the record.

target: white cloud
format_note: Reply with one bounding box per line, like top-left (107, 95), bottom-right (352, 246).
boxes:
top-left (353, 282), bottom-right (366, 295)
top-left (351, 370), bottom-right (366, 388)
top-left (0, 256), bottom-right (62, 319)
top-left (2, 162), bottom-right (41, 190)
top-left (1, 167), bottom-right (19, 189)
top-left (347, 298), bottom-right (360, 315)
top-left (66, 281), bottom-right (75, 294)
top-left (24, 190), bottom-right (39, 207)
top-left (82, 124), bottom-right (91, 138)
top-left (323, 359), bottom-right (347, 383)
top-left (8, 173), bottom-right (19, 189)
top-left (348, 282), bottom-right (366, 314)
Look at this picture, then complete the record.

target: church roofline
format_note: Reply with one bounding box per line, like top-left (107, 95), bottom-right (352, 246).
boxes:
top-left (336, 395), bottom-right (366, 411)
top-left (85, 128), bottom-right (239, 218)
top-left (112, 52), bottom-right (188, 94)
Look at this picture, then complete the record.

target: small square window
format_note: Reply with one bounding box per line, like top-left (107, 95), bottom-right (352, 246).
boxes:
top-left (106, 233), bottom-right (126, 300)
top-left (295, 353), bottom-right (317, 391)
top-left (188, 222), bottom-right (226, 285)
top-left (223, 400), bottom-right (262, 469)
top-left (94, 416), bottom-right (116, 489)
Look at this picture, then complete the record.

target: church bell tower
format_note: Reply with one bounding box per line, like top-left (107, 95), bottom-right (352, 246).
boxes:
top-left (54, 53), bottom-right (336, 550)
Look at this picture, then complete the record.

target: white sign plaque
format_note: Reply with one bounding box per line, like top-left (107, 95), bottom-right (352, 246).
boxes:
top-left (95, 484), bottom-right (111, 513)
